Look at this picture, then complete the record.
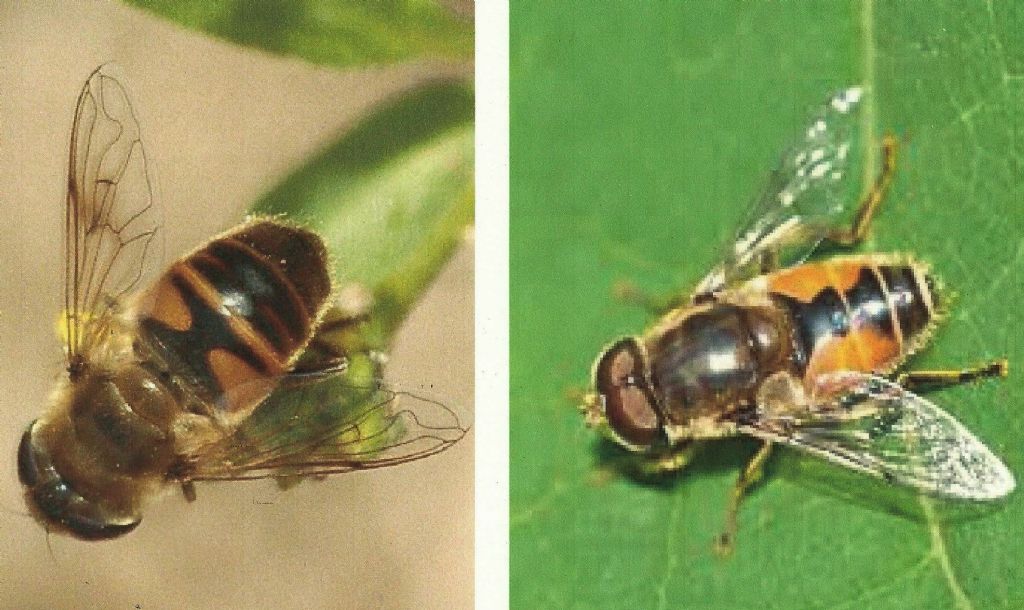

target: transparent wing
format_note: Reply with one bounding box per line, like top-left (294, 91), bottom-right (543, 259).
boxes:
top-left (696, 87), bottom-right (868, 294)
top-left (739, 372), bottom-right (1015, 500)
top-left (65, 65), bottom-right (161, 362)
top-left (187, 352), bottom-right (468, 481)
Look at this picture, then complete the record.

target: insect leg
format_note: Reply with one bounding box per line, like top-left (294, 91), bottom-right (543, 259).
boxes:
top-left (715, 441), bottom-right (774, 556)
top-left (826, 135), bottom-right (898, 245)
top-left (758, 249), bottom-right (780, 274)
top-left (896, 359), bottom-right (1008, 392)
top-left (281, 359), bottom-right (349, 387)
top-left (634, 442), bottom-right (700, 476)
top-left (281, 304), bottom-right (372, 387)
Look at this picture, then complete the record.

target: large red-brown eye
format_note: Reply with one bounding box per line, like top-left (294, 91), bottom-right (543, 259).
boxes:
top-left (594, 338), bottom-right (660, 449)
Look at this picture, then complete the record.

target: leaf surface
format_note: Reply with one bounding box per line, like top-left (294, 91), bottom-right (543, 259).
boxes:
top-left (126, 0), bottom-right (473, 67)
top-left (511, 2), bottom-right (1023, 608)
top-left (251, 83), bottom-right (474, 343)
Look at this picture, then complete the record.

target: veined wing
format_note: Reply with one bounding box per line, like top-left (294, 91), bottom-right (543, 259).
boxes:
top-left (739, 371), bottom-right (1014, 501)
top-left (696, 87), bottom-right (869, 295)
top-left (187, 351), bottom-right (468, 481)
top-left (65, 65), bottom-right (161, 365)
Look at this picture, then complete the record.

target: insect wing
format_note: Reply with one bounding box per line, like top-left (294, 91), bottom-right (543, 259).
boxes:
top-left (65, 65), bottom-right (161, 360)
top-left (696, 87), bottom-right (867, 295)
top-left (187, 352), bottom-right (467, 481)
top-left (739, 372), bottom-right (1015, 500)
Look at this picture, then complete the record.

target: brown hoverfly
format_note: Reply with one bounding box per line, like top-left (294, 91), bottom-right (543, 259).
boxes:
top-left (581, 86), bottom-right (1014, 552)
top-left (17, 65), bottom-right (467, 540)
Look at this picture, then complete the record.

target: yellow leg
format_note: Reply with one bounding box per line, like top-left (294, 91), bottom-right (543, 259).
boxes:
top-left (715, 441), bottom-right (774, 557)
top-left (758, 249), bottom-right (780, 274)
top-left (588, 442), bottom-right (699, 488)
top-left (897, 359), bottom-right (1008, 391)
top-left (635, 442), bottom-right (699, 476)
top-left (827, 135), bottom-right (899, 245)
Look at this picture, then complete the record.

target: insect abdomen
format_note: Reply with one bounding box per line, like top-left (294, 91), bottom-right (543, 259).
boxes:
top-left (765, 258), bottom-right (936, 382)
top-left (137, 220), bottom-right (331, 417)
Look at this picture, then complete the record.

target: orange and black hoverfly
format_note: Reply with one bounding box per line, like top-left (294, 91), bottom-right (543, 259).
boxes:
top-left (17, 65), bottom-right (466, 539)
top-left (581, 87), bottom-right (1014, 551)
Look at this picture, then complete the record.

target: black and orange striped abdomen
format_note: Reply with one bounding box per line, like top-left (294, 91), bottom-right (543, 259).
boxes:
top-left (136, 220), bottom-right (331, 418)
top-left (764, 257), bottom-right (936, 383)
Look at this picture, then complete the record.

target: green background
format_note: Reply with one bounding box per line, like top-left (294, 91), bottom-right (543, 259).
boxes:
top-left (511, 2), bottom-right (1022, 609)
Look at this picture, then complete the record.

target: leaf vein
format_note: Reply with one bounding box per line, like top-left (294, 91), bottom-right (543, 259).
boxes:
top-left (920, 496), bottom-right (975, 610)
top-left (510, 477), bottom-right (570, 528)
top-left (820, 554), bottom-right (932, 610)
top-left (655, 491), bottom-right (685, 610)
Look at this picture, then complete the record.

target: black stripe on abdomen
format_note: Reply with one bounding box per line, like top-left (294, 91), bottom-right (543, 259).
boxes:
top-left (137, 221), bottom-right (332, 414)
top-left (771, 266), bottom-right (901, 374)
top-left (878, 265), bottom-right (932, 339)
top-left (191, 239), bottom-right (307, 357)
top-left (845, 267), bottom-right (898, 340)
top-left (140, 273), bottom-right (271, 402)
top-left (771, 286), bottom-right (848, 372)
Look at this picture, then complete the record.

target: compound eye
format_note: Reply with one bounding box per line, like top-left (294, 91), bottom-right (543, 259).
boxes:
top-left (594, 339), bottom-right (660, 449)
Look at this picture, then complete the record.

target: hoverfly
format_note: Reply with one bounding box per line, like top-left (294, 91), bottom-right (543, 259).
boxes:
top-left (582, 86), bottom-right (1014, 552)
top-left (17, 65), bottom-right (466, 540)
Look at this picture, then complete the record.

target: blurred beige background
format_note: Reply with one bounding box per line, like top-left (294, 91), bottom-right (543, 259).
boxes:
top-left (0, 2), bottom-right (473, 609)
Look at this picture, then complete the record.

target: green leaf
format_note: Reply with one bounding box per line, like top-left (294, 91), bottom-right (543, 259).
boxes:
top-left (251, 82), bottom-right (474, 343)
top-left (126, 0), bottom-right (473, 67)
top-left (511, 2), bottom-right (1023, 609)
